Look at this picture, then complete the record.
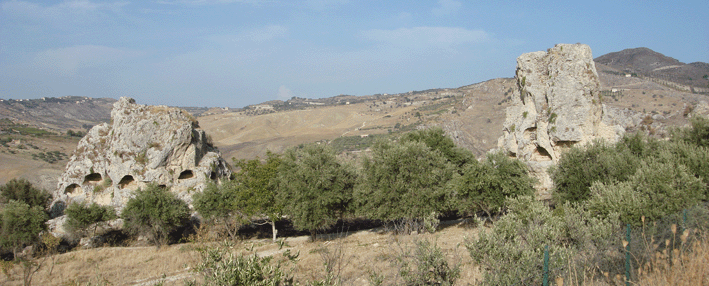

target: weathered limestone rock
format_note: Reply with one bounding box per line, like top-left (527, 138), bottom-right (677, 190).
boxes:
top-left (497, 44), bottom-right (623, 199)
top-left (51, 97), bottom-right (231, 217)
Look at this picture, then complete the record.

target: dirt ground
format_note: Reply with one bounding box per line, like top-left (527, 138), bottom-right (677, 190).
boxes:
top-left (0, 221), bottom-right (483, 285)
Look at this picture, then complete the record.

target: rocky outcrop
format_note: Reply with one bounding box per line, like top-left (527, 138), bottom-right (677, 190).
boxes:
top-left (497, 44), bottom-right (623, 199)
top-left (51, 97), bottom-right (231, 216)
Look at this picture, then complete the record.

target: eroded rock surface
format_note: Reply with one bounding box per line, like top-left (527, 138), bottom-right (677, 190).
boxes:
top-left (51, 97), bottom-right (230, 217)
top-left (497, 44), bottom-right (623, 199)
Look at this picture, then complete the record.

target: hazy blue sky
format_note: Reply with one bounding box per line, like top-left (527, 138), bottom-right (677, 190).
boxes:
top-left (1, 0), bottom-right (707, 108)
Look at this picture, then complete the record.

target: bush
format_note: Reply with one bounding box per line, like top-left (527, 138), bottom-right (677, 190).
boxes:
top-left (354, 139), bottom-right (456, 223)
top-left (588, 158), bottom-right (705, 226)
top-left (550, 139), bottom-right (641, 204)
top-left (274, 143), bottom-right (356, 237)
top-left (672, 115), bottom-right (709, 148)
top-left (656, 141), bottom-right (709, 197)
top-left (121, 184), bottom-right (190, 246)
top-left (0, 200), bottom-right (48, 256)
top-left (397, 239), bottom-right (460, 286)
top-left (65, 202), bottom-right (117, 237)
top-left (0, 178), bottom-right (52, 209)
top-left (452, 151), bottom-right (535, 216)
top-left (193, 244), bottom-right (294, 285)
top-left (466, 196), bottom-right (620, 285)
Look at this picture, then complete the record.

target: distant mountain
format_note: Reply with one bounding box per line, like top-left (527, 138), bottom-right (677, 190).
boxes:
top-left (595, 47), bottom-right (709, 91)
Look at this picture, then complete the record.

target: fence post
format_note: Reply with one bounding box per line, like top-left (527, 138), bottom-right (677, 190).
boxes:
top-left (543, 245), bottom-right (549, 286)
top-left (625, 224), bottom-right (631, 286)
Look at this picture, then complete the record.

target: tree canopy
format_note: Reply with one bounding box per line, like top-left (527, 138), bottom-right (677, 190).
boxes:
top-left (354, 139), bottom-right (456, 221)
top-left (0, 178), bottom-right (52, 209)
top-left (121, 184), bottom-right (190, 246)
top-left (274, 143), bottom-right (356, 236)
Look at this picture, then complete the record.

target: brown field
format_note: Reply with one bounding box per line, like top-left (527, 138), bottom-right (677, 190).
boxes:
top-left (3, 222), bottom-right (708, 285)
top-left (0, 221), bottom-right (482, 285)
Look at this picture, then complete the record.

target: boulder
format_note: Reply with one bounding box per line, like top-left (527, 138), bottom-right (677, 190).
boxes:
top-left (497, 44), bottom-right (622, 199)
top-left (50, 97), bottom-right (231, 218)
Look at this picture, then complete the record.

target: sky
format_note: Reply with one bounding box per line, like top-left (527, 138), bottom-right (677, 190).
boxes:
top-left (1, 0), bottom-right (707, 108)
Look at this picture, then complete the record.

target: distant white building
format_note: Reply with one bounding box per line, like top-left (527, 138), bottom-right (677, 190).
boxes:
top-left (252, 104), bottom-right (274, 110)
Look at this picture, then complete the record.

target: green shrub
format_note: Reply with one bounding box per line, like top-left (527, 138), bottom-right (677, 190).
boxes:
top-left (354, 139), bottom-right (455, 223)
top-left (588, 158), bottom-right (705, 226)
top-left (397, 239), bottom-right (460, 286)
top-left (672, 115), bottom-right (709, 148)
top-left (0, 200), bottom-right (48, 256)
top-left (65, 202), bottom-right (117, 237)
top-left (550, 139), bottom-right (640, 204)
top-left (193, 244), bottom-right (294, 285)
top-left (121, 184), bottom-right (190, 246)
top-left (656, 141), bottom-right (709, 196)
top-left (466, 196), bottom-right (620, 285)
top-left (274, 144), bottom-right (356, 237)
top-left (0, 178), bottom-right (52, 209)
top-left (615, 131), bottom-right (661, 158)
top-left (452, 151), bottom-right (535, 216)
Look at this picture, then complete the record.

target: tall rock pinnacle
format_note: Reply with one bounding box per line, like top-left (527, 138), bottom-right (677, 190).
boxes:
top-left (497, 44), bottom-right (623, 199)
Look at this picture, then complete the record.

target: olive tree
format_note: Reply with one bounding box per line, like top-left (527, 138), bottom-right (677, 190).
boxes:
top-left (399, 127), bottom-right (474, 169)
top-left (65, 202), bottom-right (117, 238)
top-left (550, 139), bottom-right (640, 204)
top-left (354, 139), bottom-right (456, 223)
top-left (232, 151), bottom-right (283, 242)
top-left (0, 178), bottom-right (51, 209)
top-left (0, 200), bottom-right (47, 257)
top-left (121, 184), bottom-right (190, 246)
top-left (274, 144), bottom-right (356, 238)
top-left (193, 181), bottom-right (245, 241)
top-left (452, 151), bottom-right (535, 217)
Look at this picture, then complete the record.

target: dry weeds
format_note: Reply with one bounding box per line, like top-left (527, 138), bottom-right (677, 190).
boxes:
top-left (0, 222), bottom-right (480, 285)
top-left (3, 219), bottom-right (709, 285)
top-left (636, 231), bottom-right (709, 286)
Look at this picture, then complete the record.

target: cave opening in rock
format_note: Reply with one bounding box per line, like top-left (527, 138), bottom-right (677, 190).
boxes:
top-left (119, 175), bottom-right (135, 189)
top-left (536, 146), bottom-right (553, 161)
top-left (210, 171), bottom-right (217, 181)
top-left (179, 170), bottom-right (194, 180)
top-left (65, 183), bottom-right (81, 195)
top-left (83, 173), bottom-right (102, 184)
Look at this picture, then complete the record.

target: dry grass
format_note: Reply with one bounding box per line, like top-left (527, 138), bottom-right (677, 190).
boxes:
top-left (636, 231), bottom-right (709, 286)
top-left (0, 222), bottom-right (480, 285)
top-left (1, 245), bottom-right (200, 285)
top-left (2, 220), bottom-right (709, 285)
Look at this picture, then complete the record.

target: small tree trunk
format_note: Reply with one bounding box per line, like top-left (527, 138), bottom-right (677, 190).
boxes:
top-left (270, 220), bottom-right (278, 243)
